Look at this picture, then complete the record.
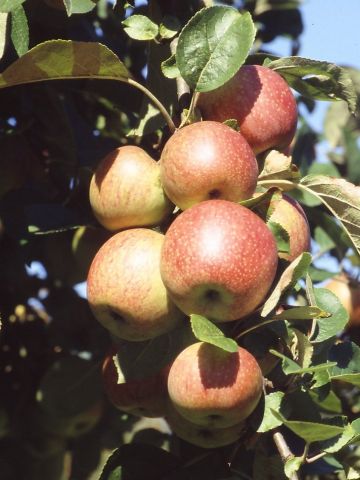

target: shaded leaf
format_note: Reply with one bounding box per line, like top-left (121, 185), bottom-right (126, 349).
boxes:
top-left (159, 15), bottom-right (180, 40)
top-left (10, 5), bottom-right (28, 57)
top-left (268, 221), bottom-right (290, 255)
top-left (329, 342), bottom-right (360, 386)
top-left (122, 14), bottom-right (159, 41)
top-left (161, 54), bottom-right (180, 79)
top-left (270, 350), bottom-right (336, 375)
top-left (285, 457), bottom-right (303, 479)
top-left (190, 314), bottom-right (238, 353)
top-left (0, 0), bottom-right (25, 13)
top-left (64, 0), bottom-right (97, 15)
top-left (257, 392), bottom-right (285, 433)
top-left (176, 6), bottom-right (255, 92)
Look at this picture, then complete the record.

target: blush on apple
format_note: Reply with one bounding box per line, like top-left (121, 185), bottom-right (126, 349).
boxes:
top-left (160, 199), bottom-right (278, 322)
top-left (197, 65), bottom-right (298, 154)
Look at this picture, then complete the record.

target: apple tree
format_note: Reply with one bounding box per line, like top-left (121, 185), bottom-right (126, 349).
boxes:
top-left (0, 1), bottom-right (359, 479)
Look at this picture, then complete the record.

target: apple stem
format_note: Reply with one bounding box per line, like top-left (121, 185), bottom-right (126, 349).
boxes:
top-left (273, 430), bottom-right (300, 480)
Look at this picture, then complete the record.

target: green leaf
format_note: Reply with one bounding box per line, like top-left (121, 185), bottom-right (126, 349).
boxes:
top-left (267, 56), bottom-right (357, 114)
top-left (324, 100), bottom-right (350, 148)
top-left (0, 40), bottom-right (129, 88)
top-left (258, 150), bottom-right (299, 182)
top-left (10, 5), bottom-right (28, 57)
top-left (300, 175), bottom-right (360, 256)
top-left (343, 127), bottom-right (360, 185)
top-left (310, 288), bottom-right (349, 343)
top-left (268, 221), bottom-right (290, 255)
top-left (314, 225), bottom-right (336, 254)
top-left (176, 6), bottom-right (255, 92)
top-left (285, 457), bottom-right (303, 479)
top-left (318, 423), bottom-right (355, 454)
top-left (271, 411), bottom-right (346, 442)
top-left (0, 0), bottom-right (25, 13)
top-left (257, 392), bottom-right (285, 433)
top-left (122, 14), bottom-right (158, 41)
top-left (329, 342), bottom-right (360, 386)
top-left (271, 306), bottom-right (326, 321)
top-left (261, 252), bottom-right (312, 317)
top-left (159, 15), bottom-right (180, 40)
top-left (292, 328), bottom-right (313, 369)
top-left (223, 118), bottom-right (240, 131)
top-left (0, 13), bottom-right (8, 61)
top-left (64, 0), bottom-right (97, 15)
top-left (161, 54), bottom-right (180, 79)
top-left (190, 314), bottom-right (238, 353)
top-left (270, 350), bottom-right (336, 375)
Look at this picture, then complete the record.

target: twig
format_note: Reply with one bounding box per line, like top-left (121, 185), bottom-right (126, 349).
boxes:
top-left (170, 38), bottom-right (190, 111)
top-left (306, 451), bottom-right (327, 464)
top-left (273, 430), bottom-right (300, 480)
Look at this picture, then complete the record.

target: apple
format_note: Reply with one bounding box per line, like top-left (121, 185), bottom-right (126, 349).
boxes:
top-left (87, 228), bottom-right (185, 341)
top-left (197, 65), bottom-right (298, 154)
top-left (89, 145), bottom-right (173, 231)
top-left (166, 401), bottom-right (246, 449)
top-left (160, 199), bottom-right (278, 322)
top-left (324, 274), bottom-right (360, 328)
top-left (167, 341), bottom-right (263, 429)
top-left (102, 348), bottom-right (169, 418)
top-left (160, 121), bottom-right (258, 210)
top-left (265, 194), bottom-right (311, 262)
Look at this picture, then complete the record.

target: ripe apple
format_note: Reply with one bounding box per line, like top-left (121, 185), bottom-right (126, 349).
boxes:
top-left (264, 194), bottom-right (311, 262)
top-left (89, 145), bottom-right (173, 231)
top-left (87, 228), bottom-right (184, 341)
top-left (167, 342), bottom-right (263, 429)
top-left (197, 65), bottom-right (298, 154)
top-left (324, 274), bottom-right (360, 328)
top-left (160, 199), bottom-right (278, 322)
top-left (102, 348), bottom-right (169, 418)
top-left (160, 121), bottom-right (258, 210)
top-left (166, 401), bottom-right (246, 449)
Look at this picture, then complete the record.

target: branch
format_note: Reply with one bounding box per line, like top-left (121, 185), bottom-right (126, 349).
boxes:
top-left (273, 430), bottom-right (300, 480)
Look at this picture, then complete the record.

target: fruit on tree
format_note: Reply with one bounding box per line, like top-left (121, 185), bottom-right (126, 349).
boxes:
top-left (160, 199), bottom-right (278, 322)
top-left (89, 145), bottom-right (173, 231)
top-left (102, 348), bottom-right (169, 417)
top-left (166, 400), bottom-right (246, 449)
top-left (167, 342), bottom-right (263, 429)
top-left (324, 274), bottom-right (360, 328)
top-left (197, 65), bottom-right (298, 154)
top-left (264, 194), bottom-right (310, 262)
top-left (160, 121), bottom-right (258, 210)
top-left (87, 228), bottom-right (184, 341)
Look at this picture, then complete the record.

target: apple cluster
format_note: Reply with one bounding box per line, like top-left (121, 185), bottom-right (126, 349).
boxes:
top-left (86, 65), bottom-right (311, 448)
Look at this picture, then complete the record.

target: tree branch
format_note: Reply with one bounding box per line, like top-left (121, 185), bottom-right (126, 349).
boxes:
top-left (273, 431), bottom-right (300, 480)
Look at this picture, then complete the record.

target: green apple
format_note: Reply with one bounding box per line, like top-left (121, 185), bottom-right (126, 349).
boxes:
top-left (197, 65), bottom-right (298, 154)
top-left (160, 121), bottom-right (258, 210)
top-left (89, 146), bottom-right (173, 231)
top-left (167, 342), bottom-right (263, 429)
top-left (160, 199), bottom-right (278, 322)
top-left (87, 228), bottom-right (185, 341)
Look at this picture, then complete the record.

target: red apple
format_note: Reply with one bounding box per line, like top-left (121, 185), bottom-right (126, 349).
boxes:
top-left (87, 228), bottom-right (184, 341)
top-left (160, 121), bottom-right (258, 210)
top-left (265, 194), bottom-right (310, 262)
top-left (167, 342), bottom-right (263, 429)
top-left (89, 146), bottom-right (173, 231)
top-left (102, 348), bottom-right (169, 418)
top-left (197, 65), bottom-right (298, 154)
top-left (160, 199), bottom-right (278, 322)
top-left (166, 401), bottom-right (246, 449)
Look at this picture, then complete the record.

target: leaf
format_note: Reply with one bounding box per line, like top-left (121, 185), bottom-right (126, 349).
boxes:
top-left (310, 288), bottom-right (349, 343)
top-left (292, 328), bottom-right (313, 369)
top-left (122, 14), bottom-right (159, 41)
top-left (285, 457), bottom-right (303, 479)
top-left (300, 175), bottom-right (360, 256)
top-left (161, 54), bottom-right (180, 79)
top-left (0, 13), bottom-right (8, 61)
top-left (0, 40), bottom-right (129, 89)
top-left (257, 392), bottom-right (285, 433)
top-left (10, 5), bottom-right (28, 57)
top-left (271, 411), bottom-right (346, 442)
top-left (268, 221), bottom-right (290, 255)
top-left (314, 225), bottom-right (336, 254)
top-left (176, 6), bottom-right (255, 92)
top-left (343, 127), bottom-right (360, 185)
top-left (267, 57), bottom-right (357, 114)
top-left (261, 252), bottom-right (312, 317)
top-left (329, 342), bottom-right (360, 386)
top-left (0, 0), bottom-right (25, 13)
top-left (270, 350), bottom-right (336, 375)
top-left (317, 423), bottom-right (355, 454)
top-left (223, 118), bottom-right (240, 131)
top-left (324, 100), bottom-right (350, 148)
top-left (64, 0), bottom-right (97, 15)
top-left (271, 306), bottom-right (326, 321)
top-left (159, 15), bottom-right (181, 40)
top-left (190, 314), bottom-right (238, 353)
top-left (258, 150), bottom-right (299, 182)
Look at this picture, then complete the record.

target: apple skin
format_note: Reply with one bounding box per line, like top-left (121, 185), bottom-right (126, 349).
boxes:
top-left (197, 65), bottom-right (298, 154)
top-left (160, 121), bottom-right (258, 210)
top-left (102, 348), bottom-right (169, 418)
top-left (160, 199), bottom-right (278, 322)
top-left (167, 342), bottom-right (263, 429)
top-left (324, 275), bottom-right (360, 328)
top-left (267, 194), bottom-right (310, 262)
top-left (166, 401), bottom-right (246, 449)
top-left (89, 146), bottom-right (173, 231)
top-left (87, 228), bottom-right (184, 341)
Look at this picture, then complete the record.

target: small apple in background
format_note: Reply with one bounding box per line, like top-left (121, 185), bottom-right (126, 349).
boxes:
top-left (160, 121), bottom-right (258, 210)
top-left (89, 145), bottom-right (173, 231)
top-left (324, 274), bottom-right (360, 328)
top-left (87, 228), bottom-right (185, 341)
top-left (166, 401), bottom-right (246, 449)
top-left (102, 348), bottom-right (169, 418)
top-left (261, 194), bottom-right (311, 262)
top-left (160, 199), bottom-right (278, 322)
top-left (197, 65), bottom-right (298, 154)
top-left (167, 342), bottom-right (263, 429)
